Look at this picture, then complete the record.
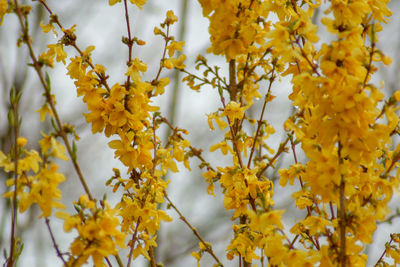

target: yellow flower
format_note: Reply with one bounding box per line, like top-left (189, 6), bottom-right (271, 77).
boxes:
top-left (210, 141), bottom-right (234, 155)
top-left (207, 113), bottom-right (227, 130)
top-left (129, 0), bottom-right (146, 9)
top-left (221, 101), bottom-right (246, 125)
top-left (36, 104), bottom-right (54, 122)
top-left (39, 132), bottom-right (69, 161)
top-left (219, 38), bottom-right (246, 60)
top-left (191, 251), bottom-right (202, 267)
top-left (18, 150), bottom-right (42, 173)
top-left (165, 10), bottom-right (178, 25)
top-left (248, 210), bottom-right (285, 232)
top-left (153, 77), bottom-right (169, 96)
top-left (163, 59), bottom-right (174, 69)
top-left (40, 21), bottom-right (57, 36)
top-left (59, 199), bottom-right (126, 266)
top-left (67, 56), bottom-right (87, 79)
top-left (109, 0), bottom-right (121, 5)
top-left (302, 216), bottom-right (331, 236)
top-left (46, 44), bottom-right (67, 64)
top-left (126, 57), bottom-right (147, 83)
top-left (167, 41), bottom-right (185, 57)
top-left (394, 90), bottom-right (400, 101)
top-left (16, 137), bottom-right (27, 147)
top-left (0, 0), bottom-right (6, 25)
top-left (30, 163), bottom-right (66, 217)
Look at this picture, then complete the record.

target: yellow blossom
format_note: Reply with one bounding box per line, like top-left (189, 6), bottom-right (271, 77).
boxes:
top-left (39, 132), bottom-right (69, 161)
top-left (221, 101), bottom-right (246, 125)
top-left (169, 54), bottom-right (186, 70)
top-left (210, 141), bottom-right (234, 155)
top-left (165, 10), bottom-right (178, 25)
top-left (126, 57), bottom-right (147, 83)
top-left (0, 0), bottom-right (6, 25)
top-left (16, 137), bottom-right (27, 147)
top-left (58, 198), bottom-right (126, 266)
top-left (163, 58), bottom-right (174, 69)
top-left (46, 44), bottom-right (67, 64)
top-left (40, 21), bottom-right (57, 36)
top-left (36, 104), bottom-right (54, 122)
top-left (207, 113), bottom-right (227, 130)
top-left (167, 41), bottom-right (185, 57)
top-left (129, 0), bottom-right (146, 9)
top-left (154, 77), bottom-right (169, 96)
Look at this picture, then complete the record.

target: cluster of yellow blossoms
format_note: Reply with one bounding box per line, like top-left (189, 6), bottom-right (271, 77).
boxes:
top-left (56, 195), bottom-right (126, 266)
top-left (2, 0), bottom-right (191, 265)
top-left (1, 136), bottom-right (66, 218)
top-left (274, 0), bottom-right (398, 264)
top-left (57, 6), bottom-right (188, 263)
top-left (197, 0), bottom-right (400, 265)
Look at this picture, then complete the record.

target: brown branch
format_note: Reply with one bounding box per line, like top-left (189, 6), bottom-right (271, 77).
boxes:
top-left (7, 87), bottom-right (20, 267)
top-left (257, 136), bottom-right (290, 178)
top-left (247, 66), bottom-right (276, 168)
top-left (148, 246), bottom-right (157, 267)
top-left (14, 0), bottom-right (94, 200)
top-left (38, 0), bottom-right (111, 92)
top-left (127, 217), bottom-right (141, 267)
top-left (164, 192), bottom-right (224, 266)
top-left (153, 25), bottom-right (170, 84)
top-left (374, 235), bottom-right (393, 266)
top-left (160, 116), bottom-right (217, 173)
top-left (338, 142), bottom-right (347, 267)
top-left (45, 218), bottom-right (67, 266)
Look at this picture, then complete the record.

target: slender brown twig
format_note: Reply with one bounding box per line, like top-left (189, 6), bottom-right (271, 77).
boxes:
top-left (7, 87), bottom-right (20, 267)
top-left (127, 217), bottom-right (141, 267)
top-left (374, 235), bottom-right (394, 266)
top-left (45, 218), bottom-right (67, 266)
top-left (338, 142), bottom-right (347, 267)
top-left (164, 192), bottom-right (224, 266)
top-left (247, 66), bottom-right (276, 168)
top-left (13, 0), bottom-right (94, 200)
top-left (37, 0), bottom-right (111, 92)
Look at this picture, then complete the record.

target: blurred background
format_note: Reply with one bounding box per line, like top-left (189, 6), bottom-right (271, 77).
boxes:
top-left (1, 0), bottom-right (400, 266)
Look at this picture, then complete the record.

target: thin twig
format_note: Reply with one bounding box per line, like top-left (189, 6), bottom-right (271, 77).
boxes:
top-left (164, 192), bottom-right (224, 266)
top-left (153, 25), bottom-right (170, 83)
top-left (123, 0), bottom-right (133, 91)
top-left (7, 88), bottom-right (20, 267)
top-left (45, 218), bottom-right (67, 266)
top-left (257, 137), bottom-right (290, 178)
top-left (338, 141), bottom-right (347, 267)
top-left (127, 217), bottom-right (141, 267)
top-left (14, 0), bottom-right (94, 200)
top-left (38, 0), bottom-right (111, 92)
top-left (247, 66), bottom-right (276, 168)
top-left (160, 116), bottom-right (217, 173)
top-left (374, 235), bottom-right (393, 266)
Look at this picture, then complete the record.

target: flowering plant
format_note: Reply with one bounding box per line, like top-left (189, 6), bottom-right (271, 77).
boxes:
top-left (1, 0), bottom-right (400, 266)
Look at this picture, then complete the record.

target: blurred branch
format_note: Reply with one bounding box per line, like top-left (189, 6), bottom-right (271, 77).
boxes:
top-left (164, 192), bottom-right (224, 267)
top-left (164, 0), bottom-right (188, 142)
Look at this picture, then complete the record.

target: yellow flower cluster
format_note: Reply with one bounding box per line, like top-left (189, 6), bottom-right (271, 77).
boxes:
top-left (196, 0), bottom-right (400, 265)
top-left (2, 0), bottom-right (400, 266)
top-left (61, 8), bottom-right (186, 263)
top-left (1, 137), bottom-right (66, 218)
top-left (0, 0), bottom-right (7, 25)
top-left (196, 1), bottom-right (290, 264)
top-left (267, 0), bottom-right (399, 265)
top-left (3, 4), bottom-right (190, 265)
top-left (199, 0), bottom-right (270, 60)
top-left (56, 195), bottom-right (126, 267)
